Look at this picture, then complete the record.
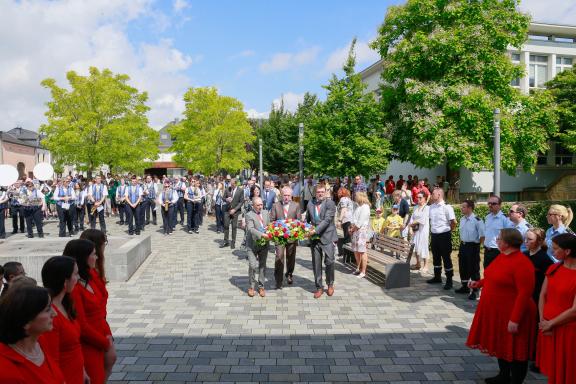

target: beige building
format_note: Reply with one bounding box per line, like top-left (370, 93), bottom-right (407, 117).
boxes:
top-left (0, 127), bottom-right (52, 179)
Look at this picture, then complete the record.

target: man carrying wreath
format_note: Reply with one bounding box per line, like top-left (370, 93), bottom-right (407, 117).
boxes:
top-left (245, 196), bottom-right (270, 297)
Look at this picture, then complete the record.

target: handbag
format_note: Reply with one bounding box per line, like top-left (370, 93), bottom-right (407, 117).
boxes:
top-left (412, 223), bottom-right (420, 232)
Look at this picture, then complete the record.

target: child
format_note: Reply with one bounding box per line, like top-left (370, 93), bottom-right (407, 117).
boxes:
top-left (371, 208), bottom-right (385, 236)
top-left (383, 205), bottom-right (403, 238)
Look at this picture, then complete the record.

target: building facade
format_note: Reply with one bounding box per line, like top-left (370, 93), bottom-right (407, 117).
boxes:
top-left (0, 127), bottom-right (52, 179)
top-left (359, 22), bottom-right (576, 201)
top-left (144, 121), bottom-right (187, 178)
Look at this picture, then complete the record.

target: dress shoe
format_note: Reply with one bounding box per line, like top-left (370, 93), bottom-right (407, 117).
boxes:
top-left (258, 288), bottom-right (266, 297)
top-left (38, 234), bottom-right (44, 238)
top-left (313, 289), bottom-right (323, 299)
top-left (220, 242), bottom-right (229, 248)
top-left (194, 229), bottom-right (199, 234)
top-left (484, 374), bottom-right (510, 384)
top-left (327, 285), bottom-right (335, 296)
top-left (426, 277), bottom-right (442, 284)
top-left (188, 230), bottom-right (193, 234)
top-left (455, 286), bottom-right (470, 294)
top-left (247, 288), bottom-right (255, 297)
top-left (468, 290), bottom-right (478, 300)
top-left (287, 275), bottom-right (293, 285)
top-left (443, 279), bottom-right (453, 290)
top-left (11, 230), bottom-right (17, 234)
top-left (230, 244), bottom-right (235, 249)
top-left (26, 234), bottom-right (34, 238)
top-left (275, 284), bottom-right (282, 290)
top-left (136, 231), bottom-right (141, 235)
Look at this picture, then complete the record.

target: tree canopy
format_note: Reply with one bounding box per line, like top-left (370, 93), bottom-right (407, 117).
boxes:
top-left (40, 67), bottom-right (159, 175)
top-left (546, 67), bottom-right (576, 152)
top-left (169, 87), bottom-right (255, 174)
top-left (370, 0), bottom-right (558, 175)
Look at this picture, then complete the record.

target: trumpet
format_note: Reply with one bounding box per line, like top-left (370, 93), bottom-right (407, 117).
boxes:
top-left (164, 200), bottom-right (169, 211)
top-left (90, 205), bottom-right (97, 215)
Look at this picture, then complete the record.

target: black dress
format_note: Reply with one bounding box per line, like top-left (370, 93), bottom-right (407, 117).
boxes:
top-left (524, 248), bottom-right (555, 304)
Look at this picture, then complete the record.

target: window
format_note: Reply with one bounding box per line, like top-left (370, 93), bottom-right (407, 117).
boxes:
top-left (161, 134), bottom-right (168, 139)
top-left (529, 55), bottom-right (548, 88)
top-left (555, 142), bottom-right (574, 166)
top-left (537, 150), bottom-right (548, 165)
top-left (510, 53), bottom-right (521, 87)
top-left (556, 56), bottom-right (573, 74)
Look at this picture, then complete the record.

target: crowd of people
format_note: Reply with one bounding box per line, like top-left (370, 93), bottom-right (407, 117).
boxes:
top-left (1, 172), bottom-right (574, 383)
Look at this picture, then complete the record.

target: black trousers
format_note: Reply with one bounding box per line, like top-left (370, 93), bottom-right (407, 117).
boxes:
top-left (87, 204), bottom-right (107, 233)
top-left (215, 204), bottom-right (225, 231)
top-left (126, 204), bottom-right (142, 234)
top-left (161, 205), bottom-right (174, 233)
top-left (176, 196), bottom-right (185, 224)
top-left (56, 204), bottom-right (74, 236)
top-left (430, 231), bottom-right (453, 279)
top-left (497, 358), bottom-right (528, 384)
top-left (0, 207), bottom-right (5, 236)
top-left (74, 205), bottom-right (85, 230)
top-left (311, 241), bottom-right (335, 289)
top-left (144, 199), bottom-right (157, 224)
top-left (341, 221), bottom-right (352, 262)
top-left (24, 206), bottom-right (43, 236)
top-left (458, 242), bottom-right (480, 284)
top-left (118, 203), bottom-right (126, 223)
top-left (11, 205), bottom-right (25, 232)
top-left (186, 201), bottom-right (201, 231)
top-left (484, 247), bottom-right (500, 269)
top-left (223, 210), bottom-right (239, 245)
top-left (275, 242), bottom-right (297, 286)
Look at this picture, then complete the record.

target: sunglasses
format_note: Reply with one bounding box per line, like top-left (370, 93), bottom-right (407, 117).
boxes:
top-left (487, 202), bottom-right (500, 206)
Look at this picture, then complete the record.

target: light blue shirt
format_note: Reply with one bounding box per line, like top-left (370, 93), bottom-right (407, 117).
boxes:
top-left (484, 211), bottom-right (511, 249)
top-left (545, 225), bottom-right (567, 262)
top-left (512, 219), bottom-right (531, 253)
top-left (459, 213), bottom-right (485, 243)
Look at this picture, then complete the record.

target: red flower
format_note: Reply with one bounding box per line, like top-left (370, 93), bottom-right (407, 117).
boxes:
top-left (284, 233), bottom-right (289, 239)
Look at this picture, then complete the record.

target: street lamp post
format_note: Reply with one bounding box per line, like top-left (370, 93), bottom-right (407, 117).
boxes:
top-left (299, 123), bottom-right (304, 210)
top-left (493, 108), bottom-right (500, 197)
top-left (259, 138), bottom-right (263, 188)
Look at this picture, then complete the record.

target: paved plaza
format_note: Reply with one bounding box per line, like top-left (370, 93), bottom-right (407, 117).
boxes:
top-left (10, 217), bottom-right (547, 383)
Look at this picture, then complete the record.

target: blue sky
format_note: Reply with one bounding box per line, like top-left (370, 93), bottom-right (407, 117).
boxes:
top-left (0, 0), bottom-right (571, 130)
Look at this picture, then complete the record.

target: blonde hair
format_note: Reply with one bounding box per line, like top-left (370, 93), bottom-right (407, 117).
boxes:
top-left (526, 228), bottom-right (547, 249)
top-left (355, 191), bottom-right (371, 206)
top-left (392, 190), bottom-right (402, 199)
top-left (549, 204), bottom-right (574, 227)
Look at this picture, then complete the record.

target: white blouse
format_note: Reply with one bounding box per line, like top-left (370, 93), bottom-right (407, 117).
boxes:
top-left (352, 204), bottom-right (371, 229)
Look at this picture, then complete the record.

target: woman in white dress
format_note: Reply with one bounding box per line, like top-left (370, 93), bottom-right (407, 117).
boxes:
top-left (408, 191), bottom-right (430, 273)
top-left (350, 192), bottom-right (371, 278)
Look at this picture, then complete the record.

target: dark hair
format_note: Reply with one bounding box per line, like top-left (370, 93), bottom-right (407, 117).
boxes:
top-left (41, 256), bottom-right (77, 319)
top-left (0, 286), bottom-right (51, 343)
top-left (514, 203), bottom-right (528, 218)
top-left (62, 239), bottom-right (95, 284)
top-left (551, 233), bottom-right (576, 258)
top-left (463, 200), bottom-right (475, 210)
top-left (489, 194), bottom-right (502, 204)
top-left (2, 262), bottom-right (23, 282)
top-left (249, 185), bottom-right (261, 199)
top-left (500, 228), bottom-right (524, 248)
top-left (80, 229), bottom-right (107, 282)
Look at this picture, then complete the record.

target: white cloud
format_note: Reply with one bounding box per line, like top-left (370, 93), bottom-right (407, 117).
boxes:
top-left (0, 0), bottom-right (197, 131)
top-left (272, 92), bottom-right (305, 113)
top-left (229, 49), bottom-right (255, 60)
top-left (246, 108), bottom-right (269, 119)
top-left (520, 1), bottom-right (576, 25)
top-left (259, 47), bottom-right (320, 73)
top-left (173, 0), bottom-right (189, 12)
top-left (324, 39), bottom-right (380, 73)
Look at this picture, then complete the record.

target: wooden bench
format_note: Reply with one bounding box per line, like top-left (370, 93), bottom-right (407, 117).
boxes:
top-left (342, 233), bottom-right (414, 289)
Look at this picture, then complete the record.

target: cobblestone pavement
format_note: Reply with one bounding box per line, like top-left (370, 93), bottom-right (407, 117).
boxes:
top-left (23, 216), bottom-right (547, 383)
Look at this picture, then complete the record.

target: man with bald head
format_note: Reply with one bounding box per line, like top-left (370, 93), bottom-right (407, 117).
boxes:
top-left (245, 196), bottom-right (271, 297)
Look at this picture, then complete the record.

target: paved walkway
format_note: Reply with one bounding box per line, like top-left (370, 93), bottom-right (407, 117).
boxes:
top-left (36, 216), bottom-right (546, 383)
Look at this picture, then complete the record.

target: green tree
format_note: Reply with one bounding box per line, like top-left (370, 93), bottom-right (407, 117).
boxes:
top-left (169, 87), bottom-right (255, 174)
top-left (370, 0), bottom-right (558, 175)
top-left (305, 38), bottom-right (390, 177)
top-left (40, 67), bottom-right (159, 176)
top-left (546, 67), bottom-right (576, 151)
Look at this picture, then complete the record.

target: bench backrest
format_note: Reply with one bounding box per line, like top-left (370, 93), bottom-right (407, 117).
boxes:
top-left (373, 234), bottom-right (414, 264)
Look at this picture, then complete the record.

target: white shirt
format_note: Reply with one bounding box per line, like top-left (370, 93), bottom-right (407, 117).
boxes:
top-left (156, 188), bottom-right (179, 205)
top-left (88, 184), bottom-right (108, 202)
top-left (352, 204), bottom-right (371, 230)
top-left (53, 185), bottom-right (77, 203)
top-left (429, 201), bottom-right (456, 234)
top-left (124, 185), bottom-right (143, 204)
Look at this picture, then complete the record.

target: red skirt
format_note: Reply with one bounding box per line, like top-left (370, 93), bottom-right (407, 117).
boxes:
top-left (466, 293), bottom-right (537, 362)
top-left (536, 322), bottom-right (576, 384)
top-left (82, 344), bottom-right (105, 384)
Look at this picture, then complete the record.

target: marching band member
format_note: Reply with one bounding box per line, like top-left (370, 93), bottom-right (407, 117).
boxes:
top-left (143, 175), bottom-right (158, 227)
top-left (9, 180), bottom-right (26, 234)
top-left (115, 179), bottom-right (127, 225)
top-left (184, 179), bottom-right (202, 234)
top-left (0, 187), bottom-right (8, 239)
top-left (53, 178), bottom-right (76, 237)
top-left (74, 182), bottom-right (86, 233)
top-left (157, 181), bottom-right (178, 235)
top-left (124, 176), bottom-right (143, 236)
top-left (175, 177), bottom-right (187, 227)
top-left (23, 180), bottom-right (46, 238)
top-left (87, 176), bottom-right (108, 234)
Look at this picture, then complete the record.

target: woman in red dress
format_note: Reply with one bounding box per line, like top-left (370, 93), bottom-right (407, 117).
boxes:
top-left (80, 228), bottom-right (117, 378)
top-left (65, 239), bottom-right (112, 384)
top-left (0, 285), bottom-right (64, 384)
top-left (536, 233), bottom-right (576, 384)
top-left (40, 256), bottom-right (89, 384)
top-left (466, 228), bottom-right (537, 384)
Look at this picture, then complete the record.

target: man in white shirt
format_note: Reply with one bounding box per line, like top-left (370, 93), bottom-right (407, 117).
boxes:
top-left (53, 177), bottom-right (77, 237)
top-left (427, 188), bottom-right (457, 290)
top-left (157, 181), bottom-right (179, 235)
top-left (23, 180), bottom-right (46, 238)
top-left (483, 195), bottom-right (510, 268)
top-left (508, 203), bottom-right (531, 253)
top-left (125, 176), bottom-right (143, 235)
top-left (87, 175), bottom-right (108, 233)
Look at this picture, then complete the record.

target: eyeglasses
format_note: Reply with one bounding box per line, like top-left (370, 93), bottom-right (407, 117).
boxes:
top-left (487, 202), bottom-right (499, 206)
top-left (509, 210), bottom-right (518, 214)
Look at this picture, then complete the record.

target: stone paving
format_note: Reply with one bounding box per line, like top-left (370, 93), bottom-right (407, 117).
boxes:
top-left (12, 216), bottom-right (547, 383)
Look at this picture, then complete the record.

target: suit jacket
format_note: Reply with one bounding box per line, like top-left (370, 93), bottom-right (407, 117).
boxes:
top-left (306, 198), bottom-right (338, 245)
top-left (224, 186), bottom-right (244, 214)
top-left (245, 209), bottom-right (270, 251)
top-left (262, 189), bottom-right (276, 211)
top-left (270, 200), bottom-right (299, 222)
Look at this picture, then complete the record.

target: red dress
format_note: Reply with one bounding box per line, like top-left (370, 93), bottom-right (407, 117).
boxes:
top-left (71, 279), bottom-right (110, 384)
top-left (90, 268), bottom-right (111, 335)
top-left (40, 304), bottom-right (85, 384)
top-left (466, 250), bottom-right (537, 361)
top-left (536, 264), bottom-right (576, 384)
top-left (0, 342), bottom-right (64, 384)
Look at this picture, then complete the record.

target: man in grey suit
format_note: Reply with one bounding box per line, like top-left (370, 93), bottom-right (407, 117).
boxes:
top-left (245, 197), bottom-right (270, 297)
top-left (221, 177), bottom-right (244, 249)
top-left (270, 186), bottom-right (300, 289)
top-left (305, 184), bottom-right (338, 298)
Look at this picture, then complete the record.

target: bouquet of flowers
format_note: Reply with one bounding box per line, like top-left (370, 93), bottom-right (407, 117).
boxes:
top-left (257, 219), bottom-right (316, 246)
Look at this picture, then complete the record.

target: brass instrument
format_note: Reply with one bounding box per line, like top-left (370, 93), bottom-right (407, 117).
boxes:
top-left (90, 204), bottom-right (97, 215)
top-left (164, 200), bottom-right (169, 211)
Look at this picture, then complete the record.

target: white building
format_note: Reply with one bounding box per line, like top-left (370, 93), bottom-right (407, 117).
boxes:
top-left (359, 22), bottom-right (576, 201)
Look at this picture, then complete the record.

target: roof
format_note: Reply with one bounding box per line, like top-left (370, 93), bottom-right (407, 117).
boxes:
top-left (0, 132), bottom-right (37, 148)
top-left (529, 22), bottom-right (576, 39)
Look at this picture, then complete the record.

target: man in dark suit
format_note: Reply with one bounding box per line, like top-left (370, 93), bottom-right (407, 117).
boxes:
top-left (305, 184), bottom-right (338, 298)
top-left (245, 197), bottom-right (270, 297)
top-left (262, 180), bottom-right (277, 211)
top-left (221, 177), bottom-right (244, 249)
top-left (270, 186), bottom-right (300, 289)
